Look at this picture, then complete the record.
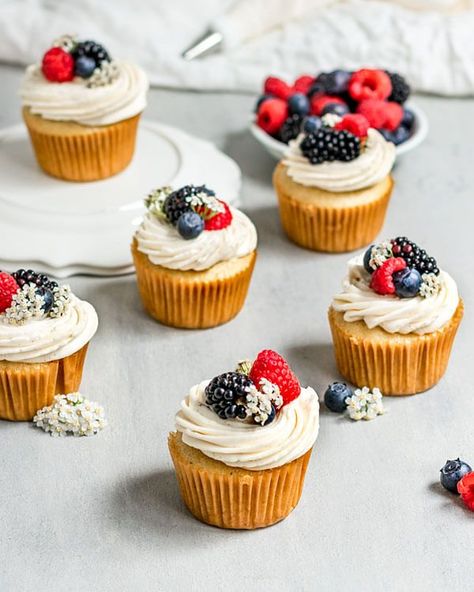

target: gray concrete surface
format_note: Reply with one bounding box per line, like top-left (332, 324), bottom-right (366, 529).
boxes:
top-left (0, 63), bottom-right (473, 592)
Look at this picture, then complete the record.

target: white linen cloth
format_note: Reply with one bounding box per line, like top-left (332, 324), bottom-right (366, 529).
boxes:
top-left (1, 0), bottom-right (474, 95)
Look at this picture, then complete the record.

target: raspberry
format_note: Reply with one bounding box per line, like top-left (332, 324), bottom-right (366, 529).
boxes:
top-left (256, 98), bottom-right (288, 135)
top-left (370, 258), bottom-right (407, 295)
top-left (335, 114), bottom-right (369, 138)
top-left (249, 350), bottom-right (300, 406)
top-left (348, 69), bottom-right (392, 102)
top-left (293, 75), bottom-right (315, 95)
top-left (0, 272), bottom-right (19, 313)
top-left (457, 472), bottom-right (474, 512)
top-left (311, 95), bottom-right (346, 116)
top-left (383, 102), bottom-right (404, 131)
top-left (41, 47), bottom-right (75, 82)
top-left (356, 99), bottom-right (387, 129)
top-left (263, 76), bottom-right (293, 100)
top-left (204, 200), bottom-right (233, 231)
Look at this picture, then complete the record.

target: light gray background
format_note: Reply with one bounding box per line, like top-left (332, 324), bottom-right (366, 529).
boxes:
top-left (0, 63), bottom-right (473, 592)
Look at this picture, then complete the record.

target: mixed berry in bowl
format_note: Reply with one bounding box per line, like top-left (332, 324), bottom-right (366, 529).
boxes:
top-left (254, 69), bottom-right (414, 147)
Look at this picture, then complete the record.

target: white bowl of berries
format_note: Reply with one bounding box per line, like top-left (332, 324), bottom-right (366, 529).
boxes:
top-left (250, 69), bottom-right (428, 160)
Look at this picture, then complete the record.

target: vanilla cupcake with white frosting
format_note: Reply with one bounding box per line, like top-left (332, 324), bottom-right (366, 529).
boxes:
top-left (328, 237), bottom-right (463, 395)
top-left (169, 350), bottom-right (319, 529)
top-left (0, 268), bottom-right (98, 420)
top-left (20, 35), bottom-right (148, 181)
top-left (132, 184), bottom-right (257, 329)
top-left (273, 113), bottom-right (395, 252)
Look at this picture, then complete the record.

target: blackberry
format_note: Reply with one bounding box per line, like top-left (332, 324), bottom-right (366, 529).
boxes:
top-left (12, 269), bottom-right (57, 313)
top-left (205, 372), bottom-right (251, 420)
top-left (163, 185), bottom-right (214, 225)
top-left (386, 72), bottom-right (410, 104)
top-left (72, 41), bottom-right (111, 67)
top-left (391, 238), bottom-right (439, 276)
top-left (300, 128), bottom-right (360, 164)
top-left (279, 114), bottom-right (303, 144)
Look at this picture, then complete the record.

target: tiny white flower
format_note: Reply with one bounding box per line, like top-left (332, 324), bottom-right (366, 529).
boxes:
top-left (346, 386), bottom-right (385, 421)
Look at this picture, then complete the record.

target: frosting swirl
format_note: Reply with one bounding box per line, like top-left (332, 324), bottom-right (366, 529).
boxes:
top-left (331, 256), bottom-right (459, 335)
top-left (176, 381), bottom-right (319, 471)
top-left (0, 296), bottom-right (98, 363)
top-left (135, 207), bottom-right (257, 271)
top-left (20, 61), bottom-right (148, 126)
top-left (283, 129), bottom-right (395, 192)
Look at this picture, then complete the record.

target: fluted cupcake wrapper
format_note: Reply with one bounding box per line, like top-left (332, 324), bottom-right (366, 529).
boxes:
top-left (169, 432), bottom-right (312, 529)
top-left (0, 344), bottom-right (89, 421)
top-left (23, 108), bottom-right (140, 182)
top-left (275, 178), bottom-right (393, 253)
top-left (132, 242), bottom-right (256, 329)
top-left (328, 302), bottom-right (464, 395)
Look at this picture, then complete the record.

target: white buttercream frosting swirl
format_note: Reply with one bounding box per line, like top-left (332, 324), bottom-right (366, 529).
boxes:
top-left (20, 60), bottom-right (148, 126)
top-left (332, 256), bottom-right (459, 335)
top-left (283, 129), bottom-right (395, 192)
top-left (176, 381), bottom-right (319, 471)
top-left (0, 296), bottom-right (98, 363)
top-left (135, 207), bottom-right (257, 271)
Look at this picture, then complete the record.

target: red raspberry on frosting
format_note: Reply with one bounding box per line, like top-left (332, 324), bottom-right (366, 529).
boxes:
top-left (348, 69), bottom-right (392, 101)
top-left (42, 47), bottom-right (75, 83)
top-left (311, 95), bottom-right (346, 116)
top-left (335, 114), bottom-right (369, 138)
top-left (249, 350), bottom-right (300, 406)
top-left (256, 98), bottom-right (288, 135)
top-left (263, 76), bottom-right (293, 100)
top-left (0, 273), bottom-right (19, 313)
top-left (204, 200), bottom-right (233, 231)
top-left (370, 257), bottom-right (407, 295)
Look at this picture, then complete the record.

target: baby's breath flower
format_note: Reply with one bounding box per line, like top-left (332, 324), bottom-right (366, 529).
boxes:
top-left (346, 386), bottom-right (385, 421)
top-left (2, 284), bottom-right (44, 325)
top-left (369, 241), bottom-right (393, 270)
top-left (321, 113), bottom-right (342, 128)
top-left (419, 273), bottom-right (441, 298)
top-left (245, 379), bottom-right (282, 425)
top-left (145, 186), bottom-right (172, 219)
top-left (87, 61), bottom-right (120, 88)
top-left (33, 393), bottom-right (107, 437)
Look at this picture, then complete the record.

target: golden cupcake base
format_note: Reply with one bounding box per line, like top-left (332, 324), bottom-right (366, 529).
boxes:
top-left (22, 107), bottom-right (140, 182)
top-left (273, 163), bottom-right (394, 253)
top-left (168, 432), bottom-right (312, 529)
top-left (132, 241), bottom-right (256, 329)
top-left (328, 301), bottom-right (464, 395)
top-left (0, 344), bottom-right (89, 421)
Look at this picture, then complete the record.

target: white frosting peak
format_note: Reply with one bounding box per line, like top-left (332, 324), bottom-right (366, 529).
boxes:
top-left (20, 61), bottom-right (148, 126)
top-left (0, 296), bottom-right (98, 363)
top-left (135, 207), bottom-right (257, 271)
top-left (332, 256), bottom-right (459, 335)
top-left (176, 381), bottom-right (319, 471)
top-left (283, 129), bottom-right (395, 192)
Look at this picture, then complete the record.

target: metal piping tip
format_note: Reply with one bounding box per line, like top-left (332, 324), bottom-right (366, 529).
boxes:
top-left (182, 30), bottom-right (223, 61)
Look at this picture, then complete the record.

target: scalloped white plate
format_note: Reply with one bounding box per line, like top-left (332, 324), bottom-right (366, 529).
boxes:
top-left (0, 121), bottom-right (241, 277)
top-left (250, 101), bottom-right (428, 160)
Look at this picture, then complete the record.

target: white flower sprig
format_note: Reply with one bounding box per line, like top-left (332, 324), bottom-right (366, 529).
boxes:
top-left (345, 386), bottom-right (385, 421)
top-left (2, 284), bottom-right (44, 325)
top-left (87, 60), bottom-right (120, 88)
top-left (245, 379), bottom-right (283, 425)
top-left (33, 393), bottom-right (107, 437)
top-left (419, 273), bottom-right (441, 298)
top-left (369, 241), bottom-right (393, 271)
top-left (321, 113), bottom-right (342, 128)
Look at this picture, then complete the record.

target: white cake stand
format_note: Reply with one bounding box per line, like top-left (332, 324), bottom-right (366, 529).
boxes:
top-left (0, 121), bottom-right (241, 277)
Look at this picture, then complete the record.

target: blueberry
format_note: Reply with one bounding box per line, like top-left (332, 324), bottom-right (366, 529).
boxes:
top-left (74, 56), bottom-right (97, 79)
top-left (363, 245), bottom-right (375, 274)
top-left (401, 108), bottom-right (415, 130)
top-left (263, 404), bottom-right (276, 425)
top-left (324, 382), bottom-right (353, 413)
top-left (177, 211), bottom-right (204, 240)
top-left (440, 459), bottom-right (472, 493)
top-left (254, 94), bottom-right (272, 113)
top-left (37, 288), bottom-right (53, 313)
top-left (321, 102), bottom-right (349, 117)
top-left (288, 93), bottom-right (310, 116)
top-left (325, 70), bottom-right (352, 94)
top-left (302, 115), bottom-right (322, 134)
top-left (393, 267), bottom-right (421, 298)
top-left (379, 129), bottom-right (394, 143)
top-left (390, 124), bottom-right (411, 145)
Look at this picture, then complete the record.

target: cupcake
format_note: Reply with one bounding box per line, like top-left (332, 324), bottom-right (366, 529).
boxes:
top-left (20, 35), bottom-right (148, 181)
top-left (132, 185), bottom-right (257, 329)
top-left (328, 237), bottom-right (463, 395)
top-left (0, 269), bottom-right (98, 420)
top-left (273, 113), bottom-right (395, 252)
top-left (169, 350), bottom-right (319, 529)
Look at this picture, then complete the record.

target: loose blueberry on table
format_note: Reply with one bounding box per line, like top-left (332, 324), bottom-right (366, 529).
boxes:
top-left (255, 68), bottom-right (414, 146)
top-left (324, 382), bottom-right (353, 413)
top-left (440, 459), bottom-right (472, 493)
